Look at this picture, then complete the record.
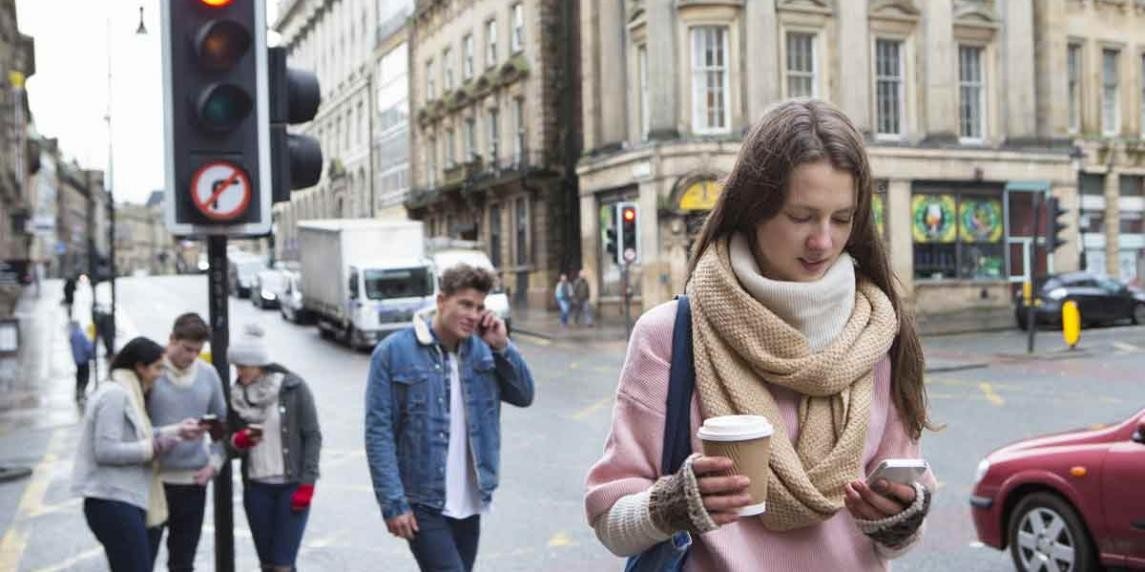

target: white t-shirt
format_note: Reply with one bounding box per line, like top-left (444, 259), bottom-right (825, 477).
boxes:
top-left (442, 351), bottom-right (483, 518)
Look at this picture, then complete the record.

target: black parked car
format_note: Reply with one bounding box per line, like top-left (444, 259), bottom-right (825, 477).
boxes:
top-left (1015, 272), bottom-right (1145, 330)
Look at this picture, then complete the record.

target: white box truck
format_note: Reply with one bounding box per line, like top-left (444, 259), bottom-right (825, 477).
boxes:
top-left (298, 219), bottom-right (436, 349)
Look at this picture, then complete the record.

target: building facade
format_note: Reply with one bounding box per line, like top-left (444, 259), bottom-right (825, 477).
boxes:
top-left (1036, 0), bottom-right (1145, 285)
top-left (407, 0), bottom-right (581, 307)
top-left (115, 194), bottom-right (175, 277)
top-left (578, 0), bottom-right (1099, 331)
top-left (274, 0), bottom-right (381, 261)
top-left (373, 1), bottom-right (414, 220)
top-left (0, 0), bottom-right (35, 315)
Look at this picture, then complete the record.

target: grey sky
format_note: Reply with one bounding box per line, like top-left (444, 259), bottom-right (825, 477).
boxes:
top-left (15, 0), bottom-right (280, 206)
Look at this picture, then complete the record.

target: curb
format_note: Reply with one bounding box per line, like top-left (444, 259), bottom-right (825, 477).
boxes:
top-left (511, 327), bottom-right (554, 341)
top-left (924, 362), bottom-right (990, 374)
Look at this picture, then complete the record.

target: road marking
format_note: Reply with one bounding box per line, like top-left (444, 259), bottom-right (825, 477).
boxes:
top-left (547, 531), bottom-right (575, 548)
top-left (0, 430), bottom-right (64, 571)
top-left (1113, 341), bottom-right (1141, 353)
top-left (571, 396), bottom-right (613, 420)
top-left (978, 383), bottom-right (1004, 407)
top-left (31, 547), bottom-right (103, 572)
top-left (513, 333), bottom-right (551, 347)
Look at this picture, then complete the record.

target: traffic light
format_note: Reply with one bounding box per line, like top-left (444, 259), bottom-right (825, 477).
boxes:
top-left (267, 47), bottom-right (323, 203)
top-left (162, 0), bottom-right (271, 236)
top-left (1048, 196), bottom-right (1068, 252)
top-left (604, 224), bottom-right (619, 265)
top-left (617, 202), bottom-right (640, 265)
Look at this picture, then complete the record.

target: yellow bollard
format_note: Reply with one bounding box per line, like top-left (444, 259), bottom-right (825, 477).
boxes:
top-left (1022, 281), bottom-right (1033, 305)
top-left (1062, 300), bottom-right (1081, 349)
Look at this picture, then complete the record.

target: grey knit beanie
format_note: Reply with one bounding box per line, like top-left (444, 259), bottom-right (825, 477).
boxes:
top-left (229, 323), bottom-right (271, 367)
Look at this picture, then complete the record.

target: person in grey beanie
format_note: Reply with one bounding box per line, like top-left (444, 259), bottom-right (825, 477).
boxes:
top-left (226, 323), bottom-right (322, 572)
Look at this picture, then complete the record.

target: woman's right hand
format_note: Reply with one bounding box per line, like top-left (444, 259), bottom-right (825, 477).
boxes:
top-left (692, 456), bottom-right (754, 526)
top-left (152, 434), bottom-right (179, 455)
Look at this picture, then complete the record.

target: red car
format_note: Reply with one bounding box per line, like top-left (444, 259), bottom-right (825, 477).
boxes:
top-left (970, 408), bottom-right (1145, 570)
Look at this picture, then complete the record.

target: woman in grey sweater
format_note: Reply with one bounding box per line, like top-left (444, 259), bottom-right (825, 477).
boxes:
top-left (71, 337), bottom-right (206, 571)
top-left (227, 323), bottom-right (323, 572)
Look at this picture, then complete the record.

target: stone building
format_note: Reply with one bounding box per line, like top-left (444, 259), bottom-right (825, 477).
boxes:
top-left (0, 0), bottom-right (34, 314)
top-left (373, 0), bottom-right (414, 220)
top-left (1035, 0), bottom-right (1145, 285)
top-left (577, 0), bottom-right (1123, 331)
top-left (115, 196), bottom-right (175, 277)
top-left (273, 0), bottom-right (382, 261)
top-left (406, 0), bottom-right (581, 307)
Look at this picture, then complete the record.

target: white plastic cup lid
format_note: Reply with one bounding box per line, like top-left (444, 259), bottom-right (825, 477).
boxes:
top-left (697, 415), bottom-right (774, 441)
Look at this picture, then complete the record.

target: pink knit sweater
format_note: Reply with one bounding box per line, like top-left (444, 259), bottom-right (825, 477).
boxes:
top-left (584, 300), bottom-right (935, 571)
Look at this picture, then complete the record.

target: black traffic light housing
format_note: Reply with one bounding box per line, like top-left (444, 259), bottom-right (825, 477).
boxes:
top-left (604, 225), bottom-right (619, 264)
top-left (1048, 196), bottom-right (1068, 252)
top-left (162, 0), bottom-right (271, 236)
top-left (617, 202), bottom-right (640, 265)
top-left (268, 47), bottom-right (323, 203)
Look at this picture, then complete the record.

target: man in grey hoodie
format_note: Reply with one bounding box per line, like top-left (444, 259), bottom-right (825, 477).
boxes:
top-left (145, 313), bottom-right (227, 571)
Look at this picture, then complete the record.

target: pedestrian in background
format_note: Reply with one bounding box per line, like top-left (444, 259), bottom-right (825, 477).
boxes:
top-left (62, 274), bottom-right (77, 319)
top-left (585, 99), bottom-right (935, 570)
top-left (227, 323), bottom-right (322, 572)
top-left (573, 269), bottom-right (593, 327)
top-left (71, 337), bottom-right (206, 572)
top-left (146, 313), bottom-right (227, 571)
top-left (68, 320), bottom-right (94, 403)
top-left (555, 273), bottom-right (573, 327)
top-left (366, 264), bottom-right (535, 572)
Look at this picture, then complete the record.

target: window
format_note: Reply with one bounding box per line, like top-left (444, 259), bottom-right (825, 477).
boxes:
top-left (463, 33), bottom-right (475, 80)
top-left (356, 102), bottom-right (364, 145)
top-left (489, 204), bottom-right (502, 268)
top-left (958, 45), bottom-right (985, 141)
top-left (486, 19), bottom-right (498, 68)
top-left (691, 26), bottom-right (730, 134)
top-left (465, 117), bottom-right (477, 161)
top-left (638, 44), bottom-right (650, 140)
top-left (511, 3), bottom-right (524, 53)
top-left (1140, 53), bottom-right (1145, 138)
top-left (426, 137), bottom-right (436, 187)
top-left (444, 47), bottom-right (454, 91)
top-left (426, 59), bottom-right (436, 99)
top-left (515, 197), bottom-right (529, 266)
top-left (1067, 44), bottom-right (1081, 134)
top-left (786, 32), bottom-right (816, 98)
top-left (513, 98), bottom-right (525, 163)
top-left (911, 190), bottom-right (1006, 280)
top-left (1102, 48), bottom-right (1120, 136)
top-left (875, 39), bottom-right (904, 137)
top-left (446, 128), bottom-right (456, 167)
top-left (488, 108), bottom-right (500, 163)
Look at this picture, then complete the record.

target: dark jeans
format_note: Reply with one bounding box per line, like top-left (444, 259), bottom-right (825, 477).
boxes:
top-left (407, 504), bottom-right (481, 572)
top-left (84, 497), bottom-right (155, 572)
top-left (149, 484), bottom-right (207, 571)
top-left (75, 363), bottom-right (90, 397)
top-left (242, 481), bottom-right (309, 567)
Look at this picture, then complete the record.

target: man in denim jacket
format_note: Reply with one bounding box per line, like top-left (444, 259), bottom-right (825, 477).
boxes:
top-left (365, 263), bottom-right (535, 571)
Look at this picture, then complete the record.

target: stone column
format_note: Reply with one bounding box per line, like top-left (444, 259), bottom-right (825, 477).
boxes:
top-left (837, 0), bottom-right (871, 134)
top-left (580, 0), bottom-right (601, 152)
top-left (1105, 171), bottom-right (1121, 277)
top-left (1032, 0), bottom-right (1066, 138)
top-left (921, 0), bottom-right (956, 139)
top-left (745, 0), bottom-right (780, 123)
top-left (887, 178), bottom-right (915, 296)
top-left (599, 0), bottom-right (626, 146)
top-left (1001, 0), bottom-right (1036, 139)
top-left (579, 192), bottom-right (599, 304)
top-left (646, 0), bottom-right (678, 139)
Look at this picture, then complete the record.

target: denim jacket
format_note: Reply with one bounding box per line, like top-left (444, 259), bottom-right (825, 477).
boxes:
top-left (365, 315), bottom-right (535, 520)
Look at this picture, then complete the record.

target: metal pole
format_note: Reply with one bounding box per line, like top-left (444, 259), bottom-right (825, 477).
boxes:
top-left (1027, 193), bottom-right (1042, 355)
top-left (621, 262), bottom-right (632, 339)
top-left (104, 1), bottom-right (117, 355)
top-left (207, 235), bottom-right (235, 572)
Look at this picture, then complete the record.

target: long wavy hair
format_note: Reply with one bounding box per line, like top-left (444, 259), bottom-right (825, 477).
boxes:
top-left (688, 99), bottom-right (933, 439)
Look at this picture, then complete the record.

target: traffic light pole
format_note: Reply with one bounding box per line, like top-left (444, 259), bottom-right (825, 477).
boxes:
top-left (621, 262), bottom-right (632, 339)
top-left (1027, 193), bottom-right (1042, 355)
top-left (207, 235), bottom-right (235, 572)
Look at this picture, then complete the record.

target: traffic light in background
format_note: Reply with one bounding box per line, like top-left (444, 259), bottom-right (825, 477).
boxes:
top-left (617, 202), bottom-right (640, 265)
top-left (1048, 196), bottom-right (1068, 252)
top-left (604, 222), bottom-right (619, 265)
top-left (267, 47), bottom-right (322, 203)
top-left (162, 0), bottom-right (271, 236)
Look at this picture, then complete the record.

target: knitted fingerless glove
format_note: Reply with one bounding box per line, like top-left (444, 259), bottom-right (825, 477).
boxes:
top-left (854, 482), bottom-right (932, 548)
top-left (647, 453), bottom-right (719, 536)
top-left (291, 483), bottom-right (315, 511)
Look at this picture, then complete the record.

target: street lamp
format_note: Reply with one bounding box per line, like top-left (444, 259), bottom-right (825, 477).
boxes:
top-left (1070, 145), bottom-right (1087, 272)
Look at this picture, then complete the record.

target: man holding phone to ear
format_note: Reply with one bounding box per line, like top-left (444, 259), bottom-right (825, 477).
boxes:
top-left (145, 313), bottom-right (227, 571)
top-left (365, 264), bottom-right (535, 572)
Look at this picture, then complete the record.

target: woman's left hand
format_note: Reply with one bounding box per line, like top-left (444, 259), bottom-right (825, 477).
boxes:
top-left (844, 479), bottom-right (915, 521)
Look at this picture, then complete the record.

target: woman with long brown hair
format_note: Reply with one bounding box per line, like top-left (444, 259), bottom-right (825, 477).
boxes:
top-left (585, 99), bottom-right (935, 570)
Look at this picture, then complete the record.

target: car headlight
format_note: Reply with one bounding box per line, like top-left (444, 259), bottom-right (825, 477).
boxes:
top-left (974, 458), bottom-right (991, 484)
top-left (1047, 288), bottom-right (1068, 300)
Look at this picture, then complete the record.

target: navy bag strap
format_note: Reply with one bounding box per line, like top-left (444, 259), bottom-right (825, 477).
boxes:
top-left (661, 295), bottom-right (695, 475)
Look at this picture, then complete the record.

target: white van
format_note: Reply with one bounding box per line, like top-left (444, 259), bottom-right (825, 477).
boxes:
top-left (429, 247), bottom-right (512, 334)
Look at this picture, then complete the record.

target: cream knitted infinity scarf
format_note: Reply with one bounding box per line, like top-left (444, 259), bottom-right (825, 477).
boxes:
top-left (687, 237), bottom-right (898, 531)
top-left (110, 369), bottom-right (169, 527)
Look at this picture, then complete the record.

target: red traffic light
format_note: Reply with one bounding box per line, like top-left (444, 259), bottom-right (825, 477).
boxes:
top-left (622, 207), bottom-right (636, 222)
top-left (200, 0), bottom-right (234, 7)
top-left (195, 20), bottom-right (251, 72)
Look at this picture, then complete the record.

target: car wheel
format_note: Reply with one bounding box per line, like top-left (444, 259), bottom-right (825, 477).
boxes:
top-left (1008, 492), bottom-right (1097, 572)
top-left (1133, 303), bottom-right (1145, 325)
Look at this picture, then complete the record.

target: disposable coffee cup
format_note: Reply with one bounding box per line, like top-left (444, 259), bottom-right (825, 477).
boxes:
top-left (698, 415), bottom-right (773, 517)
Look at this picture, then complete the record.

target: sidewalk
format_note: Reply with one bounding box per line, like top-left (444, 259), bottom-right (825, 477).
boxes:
top-left (510, 302), bottom-right (630, 344)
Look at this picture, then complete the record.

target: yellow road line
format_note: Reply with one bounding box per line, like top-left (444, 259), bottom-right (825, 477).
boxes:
top-left (0, 430), bottom-right (64, 571)
top-left (513, 333), bottom-right (552, 347)
top-left (978, 383), bottom-right (1004, 407)
top-left (571, 395), bottom-right (614, 420)
top-left (547, 530), bottom-right (575, 548)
